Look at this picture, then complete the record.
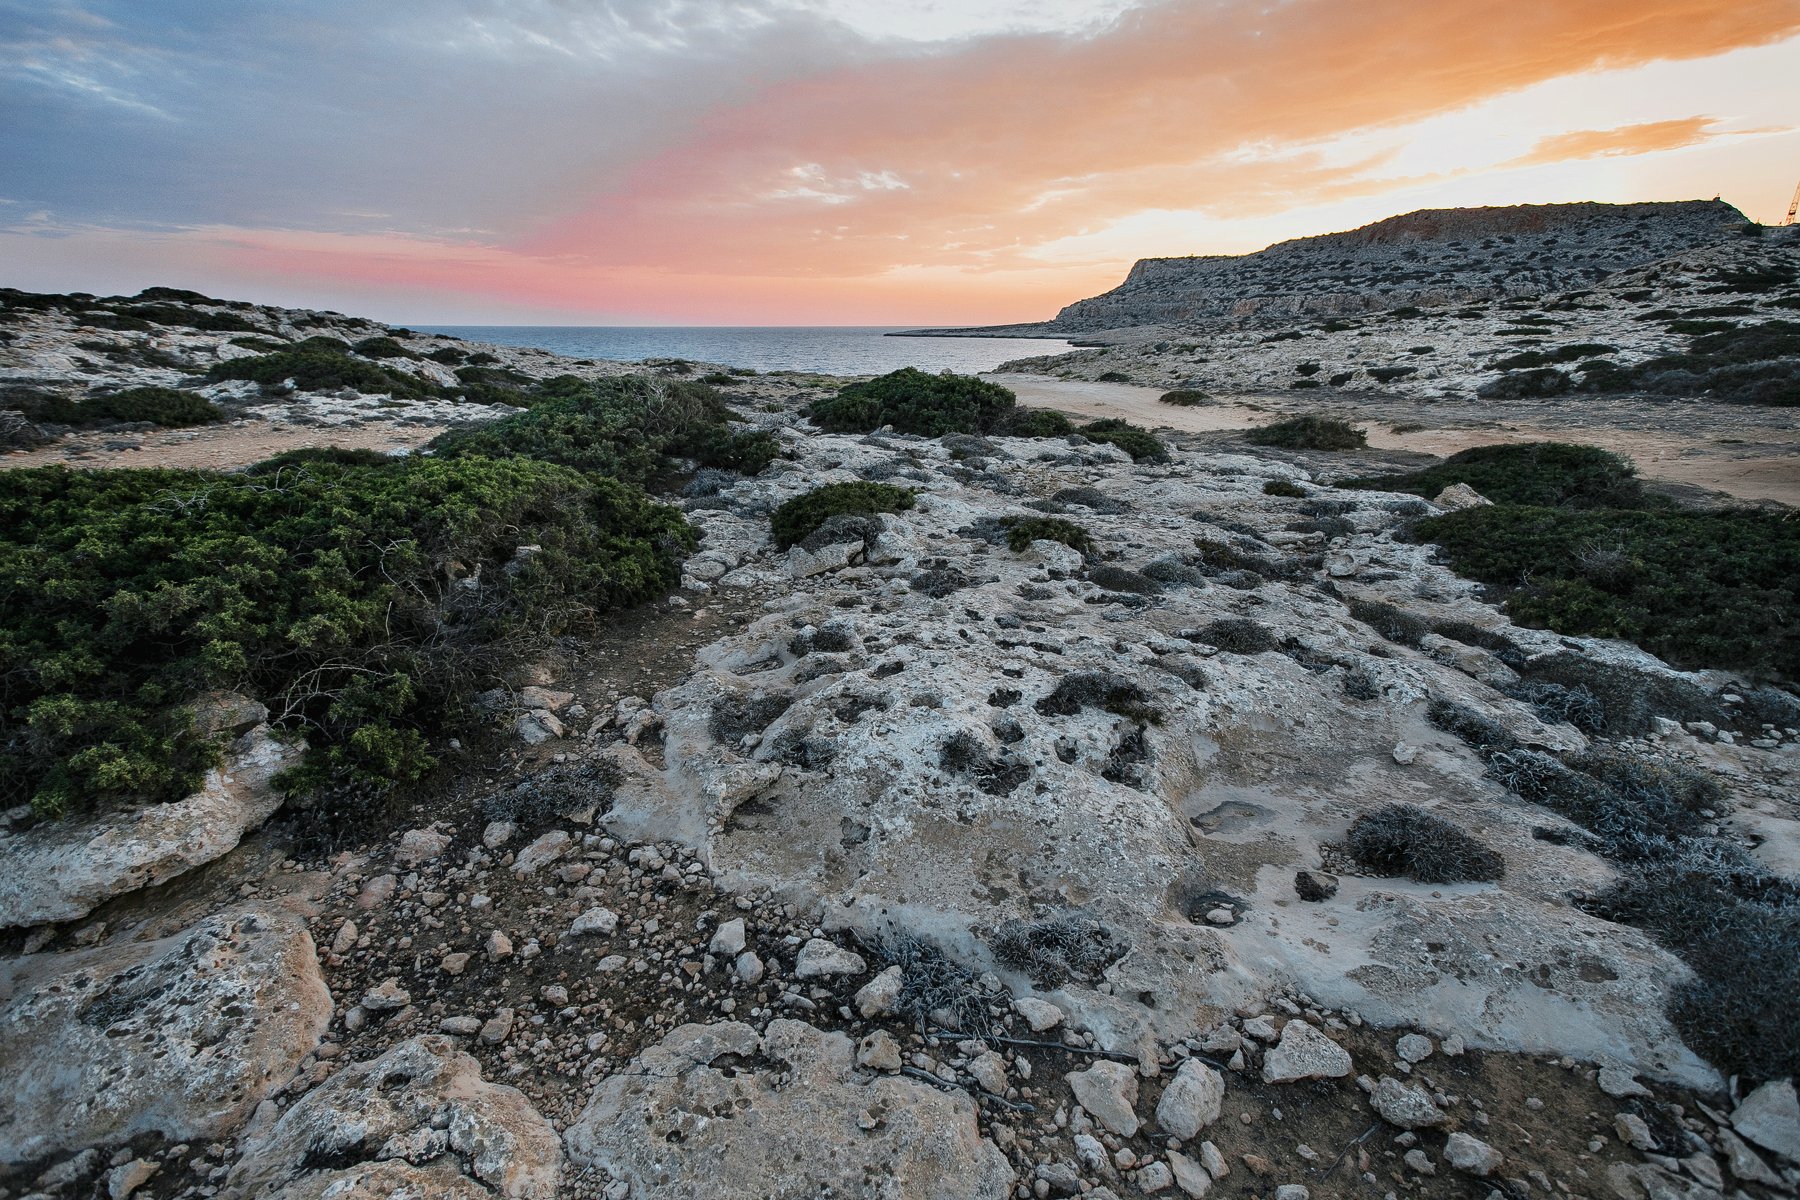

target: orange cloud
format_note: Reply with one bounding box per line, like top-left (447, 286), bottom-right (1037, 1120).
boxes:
top-left (519, 0), bottom-right (1800, 279)
top-left (1508, 117), bottom-right (1729, 166)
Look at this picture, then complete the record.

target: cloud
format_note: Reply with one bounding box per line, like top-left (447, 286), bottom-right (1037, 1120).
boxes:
top-left (1505, 116), bottom-right (1737, 166)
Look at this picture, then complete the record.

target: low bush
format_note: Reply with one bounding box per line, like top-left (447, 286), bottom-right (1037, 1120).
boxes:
top-left (1160, 389), bottom-right (1210, 406)
top-left (808, 368), bottom-right (1017, 436)
top-left (1096, 370), bottom-right (1131, 383)
top-left (1245, 415), bottom-right (1366, 450)
top-left (1341, 442), bottom-right (1645, 508)
top-left (352, 336), bottom-right (417, 360)
top-left (998, 408), bottom-right (1076, 437)
top-left (84, 386), bottom-right (225, 427)
top-left (0, 457), bottom-right (692, 817)
top-left (1367, 366), bottom-right (1417, 383)
top-left (989, 913), bottom-right (1127, 984)
top-left (1579, 320), bottom-right (1800, 406)
top-left (208, 336), bottom-right (440, 399)
top-left (1346, 598), bottom-right (1429, 648)
top-left (1262, 478), bottom-right (1306, 498)
top-left (1078, 418), bottom-right (1167, 462)
top-left (1478, 367), bottom-right (1570, 399)
top-left (769, 482), bottom-right (916, 550)
top-left (1001, 515), bottom-right (1094, 555)
top-left (1346, 803), bottom-right (1504, 883)
top-left (1194, 618), bottom-right (1278, 655)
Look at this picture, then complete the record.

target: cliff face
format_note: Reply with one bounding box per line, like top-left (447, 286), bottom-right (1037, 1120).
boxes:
top-left (1051, 200), bottom-right (1750, 332)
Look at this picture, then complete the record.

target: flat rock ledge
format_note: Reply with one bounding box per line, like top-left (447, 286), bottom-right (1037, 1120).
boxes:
top-left (0, 905), bottom-right (330, 1167)
top-left (224, 1035), bottom-right (561, 1200)
top-left (563, 1018), bottom-right (1013, 1199)
top-left (0, 725), bottom-right (302, 930)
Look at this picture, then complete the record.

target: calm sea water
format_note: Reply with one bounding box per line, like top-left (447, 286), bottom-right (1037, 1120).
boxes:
top-left (412, 326), bottom-right (1074, 376)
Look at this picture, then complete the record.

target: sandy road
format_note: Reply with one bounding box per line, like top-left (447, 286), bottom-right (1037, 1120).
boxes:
top-left (988, 373), bottom-right (1800, 507)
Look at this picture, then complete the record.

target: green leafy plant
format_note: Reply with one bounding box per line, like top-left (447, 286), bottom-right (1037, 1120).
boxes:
top-left (808, 368), bottom-right (1017, 436)
top-left (1341, 443), bottom-right (1644, 508)
top-left (84, 387), bottom-right (225, 427)
top-left (1002, 515), bottom-right (1094, 555)
top-left (1079, 418), bottom-right (1167, 462)
top-left (1245, 415), bottom-right (1366, 450)
top-left (1159, 389), bottom-right (1210, 406)
top-left (769, 482), bottom-right (916, 549)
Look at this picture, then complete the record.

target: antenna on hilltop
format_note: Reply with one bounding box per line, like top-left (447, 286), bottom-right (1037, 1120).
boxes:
top-left (1785, 181), bottom-right (1800, 226)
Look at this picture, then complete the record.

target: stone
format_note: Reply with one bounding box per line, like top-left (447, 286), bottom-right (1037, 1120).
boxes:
top-left (794, 937), bottom-right (866, 979)
top-left (1370, 1076), bottom-right (1446, 1129)
top-left (394, 827), bottom-right (451, 865)
top-left (0, 906), bottom-right (329, 1167)
top-left (1395, 1033), bottom-right (1433, 1063)
top-left (735, 950), bottom-right (765, 984)
top-left (1293, 870), bottom-right (1338, 901)
top-left (788, 539), bottom-right (861, 579)
top-left (330, 918), bottom-right (360, 955)
top-left (483, 820), bottom-right (517, 848)
top-left (441, 952), bottom-right (472, 975)
top-left (1444, 1131), bottom-right (1502, 1176)
top-left (1138, 1161), bottom-right (1174, 1193)
top-left (1717, 1128), bottom-right (1783, 1185)
top-left (1168, 1149), bottom-right (1212, 1197)
top-left (856, 1030), bottom-right (902, 1072)
top-left (1198, 1142), bottom-right (1228, 1178)
top-left (518, 686), bottom-right (574, 713)
top-left (1273, 1186), bottom-right (1309, 1200)
top-left (0, 726), bottom-right (301, 930)
top-left (362, 978), bottom-right (411, 1011)
top-left (1598, 1066), bottom-right (1650, 1099)
top-left (1067, 1060), bottom-right (1140, 1137)
top-left (1014, 996), bottom-right (1065, 1031)
top-left (564, 1020), bottom-right (1011, 1198)
top-left (1261, 1021), bottom-right (1353, 1084)
top-left (189, 691), bottom-right (269, 736)
top-left (709, 917), bottom-right (747, 957)
top-left (486, 930), bottom-right (514, 960)
top-left (480, 1007), bottom-right (515, 1046)
top-left (854, 964), bottom-right (905, 1017)
top-left (106, 1158), bottom-right (157, 1199)
top-left (225, 1035), bottom-right (560, 1199)
top-left (1732, 1079), bottom-right (1800, 1164)
top-left (968, 1051), bottom-right (1008, 1095)
top-left (1392, 742), bottom-right (1418, 765)
top-left (1432, 483), bottom-right (1492, 511)
top-left (511, 830), bottom-right (572, 874)
top-left (1156, 1059), bottom-right (1225, 1140)
top-left (514, 710), bottom-right (565, 743)
top-left (1403, 1148), bottom-right (1436, 1175)
top-left (441, 1016), bottom-right (483, 1036)
top-left (1614, 1112), bottom-right (1656, 1151)
top-left (569, 907), bottom-right (619, 937)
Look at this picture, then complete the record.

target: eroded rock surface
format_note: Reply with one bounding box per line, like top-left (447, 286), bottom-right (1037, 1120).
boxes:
top-left (224, 1035), bottom-right (561, 1200)
top-left (563, 1018), bottom-right (1012, 1198)
top-left (0, 725), bottom-right (302, 930)
top-left (0, 905), bottom-right (329, 1166)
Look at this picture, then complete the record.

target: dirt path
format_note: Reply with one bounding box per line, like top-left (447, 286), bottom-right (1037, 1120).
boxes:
top-left (988, 373), bottom-right (1800, 507)
top-left (2, 418), bottom-right (447, 472)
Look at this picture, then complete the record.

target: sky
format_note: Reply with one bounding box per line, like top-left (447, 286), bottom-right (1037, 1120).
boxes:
top-left (2, 0), bottom-right (1798, 325)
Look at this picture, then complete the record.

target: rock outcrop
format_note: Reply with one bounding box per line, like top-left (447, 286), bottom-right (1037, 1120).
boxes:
top-left (0, 905), bottom-right (330, 1166)
top-left (563, 1019), bottom-right (1013, 1198)
top-left (224, 1035), bottom-right (562, 1200)
top-left (1048, 200), bottom-right (1748, 332)
top-left (0, 725), bottom-right (302, 930)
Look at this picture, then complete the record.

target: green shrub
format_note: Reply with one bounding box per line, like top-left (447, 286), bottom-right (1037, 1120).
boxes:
top-left (1347, 597), bottom-right (1429, 647)
top-left (209, 337), bottom-right (440, 399)
top-left (1159, 389), bottom-right (1210, 406)
top-left (1194, 618), bottom-right (1278, 654)
top-left (1262, 478), bottom-right (1306, 498)
top-left (84, 386), bottom-right (225, 427)
top-left (1347, 804), bottom-right (1504, 883)
top-left (0, 457), bottom-right (692, 817)
top-left (1341, 443), bottom-right (1644, 508)
top-left (1367, 366), bottom-right (1417, 383)
top-left (123, 304), bottom-right (263, 334)
top-left (998, 408), bottom-right (1076, 437)
top-left (807, 368), bottom-right (1016, 436)
top-left (431, 376), bottom-right (774, 485)
top-left (1580, 320), bottom-right (1800, 406)
top-left (1079, 418), bottom-right (1167, 462)
top-left (352, 336), bottom-right (417, 360)
top-left (769, 482), bottom-right (916, 549)
top-left (1416, 504), bottom-right (1798, 676)
top-left (1002, 516), bottom-right (1094, 555)
top-left (1478, 367), bottom-right (1570, 398)
top-left (1096, 370), bottom-right (1131, 383)
top-left (1035, 672), bottom-right (1160, 723)
top-left (1245, 415), bottom-right (1366, 450)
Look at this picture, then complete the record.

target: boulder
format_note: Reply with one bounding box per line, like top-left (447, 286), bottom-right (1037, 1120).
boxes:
top-left (0, 906), bottom-right (329, 1166)
top-left (1443, 1131), bottom-right (1502, 1176)
top-left (1260, 1021), bottom-right (1352, 1084)
top-left (225, 1035), bottom-right (561, 1200)
top-left (0, 726), bottom-right (301, 930)
top-left (854, 964), bottom-right (905, 1017)
top-left (794, 938), bottom-right (866, 979)
top-left (1369, 1076), bottom-right (1446, 1129)
top-left (1732, 1079), bottom-right (1800, 1164)
top-left (1432, 483), bottom-right (1492, 511)
top-left (563, 1019), bottom-right (1011, 1198)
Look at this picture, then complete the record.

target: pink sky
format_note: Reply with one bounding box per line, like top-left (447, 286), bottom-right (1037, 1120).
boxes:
top-left (4, 0), bottom-right (1798, 323)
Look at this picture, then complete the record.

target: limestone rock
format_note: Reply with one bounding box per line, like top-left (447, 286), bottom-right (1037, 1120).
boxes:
top-left (1168, 1149), bottom-right (1212, 1197)
top-left (854, 964), bottom-right (905, 1017)
top-left (1067, 1060), bottom-right (1140, 1137)
top-left (1156, 1059), bottom-right (1225, 1140)
top-left (225, 1035), bottom-right (561, 1200)
top-left (794, 937), bottom-right (865, 979)
top-left (1443, 1131), bottom-right (1502, 1176)
top-left (1014, 996), bottom-right (1065, 1031)
top-left (1432, 483), bottom-right (1493, 511)
top-left (395, 827), bottom-right (451, 865)
top-left (1731, 1079), bottom-right (1800, 1164)
top-left (1261, 1021), bottom-right (1353, 1084)
top-left (708, 917), bottom-right (746, 957)
top-left (563, 1019), bottom-right (1011, 1198)
top-left (0, 726), bottom-right (301, 930)
top-left (1369, 1076), bottom-right (1445, 1129)
top-left (0, 906), bottom-right (329, 1166)
top-left (569, 907), bottom-right (619, 937)
top-left (1395, 1033), bottom-right (1433, 1063)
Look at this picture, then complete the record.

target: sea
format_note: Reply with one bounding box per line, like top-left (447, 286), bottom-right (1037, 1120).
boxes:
top-left (410, 326), bottom-right (1075, 377)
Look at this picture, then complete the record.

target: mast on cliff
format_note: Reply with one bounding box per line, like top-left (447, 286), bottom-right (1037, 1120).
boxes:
top-left (1784, 181), bottom-right (1800, 226)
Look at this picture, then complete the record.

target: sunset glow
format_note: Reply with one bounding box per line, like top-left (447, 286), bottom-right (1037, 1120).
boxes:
top-left (3, 0), bottom-right (1797, 324)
